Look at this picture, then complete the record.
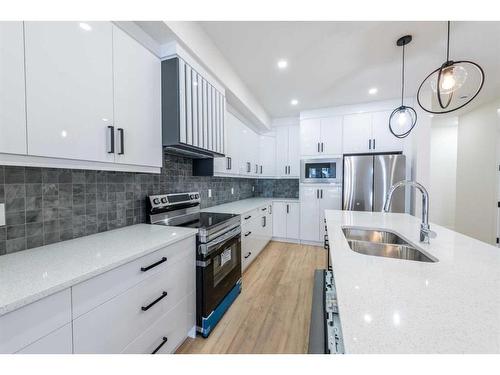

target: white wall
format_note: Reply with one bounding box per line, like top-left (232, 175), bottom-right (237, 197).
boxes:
top-left (429, 117), bottom-right (458, 229)
top-left (454, 99), bottom-right (500, 245)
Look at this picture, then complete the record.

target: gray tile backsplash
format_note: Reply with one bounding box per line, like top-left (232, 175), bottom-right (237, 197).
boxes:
top-left (0, 153), bottom-right (298, 255)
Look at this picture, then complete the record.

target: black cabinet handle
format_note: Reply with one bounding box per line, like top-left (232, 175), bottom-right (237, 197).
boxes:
top-left (117, 128), bottom-right (124, 155)
top-left (244, 231), bottom-right (252, 237)
top-left (284, 165), bottom-right (287, 174)
top-left (261, 207), bottom-right (267, 211)
top-left (286, 204), bottom-right (289, 214)
top-left (141, 257), bottom-right (167, 272)
top-left (244, 215), bottom-right (252, 220)
top-left (151, 336), bottom-right (168, 354)
top-left (229, 157), bottom-right (232, 170)
top-left (260, 165), bottom-right (262, 174)
top-left (317, 142), bottom-right (320, 153)
top-left (226, 157), bottom-right (231, 170)
top-left (373, 139), bottom-right (376, 149)
top-left (141, 291), bottom-right (168, 311)
top-left (321, 142), bottom-right (324, 152)
top-left (369, 139), bottom-right (372, 150)
top-left (107, 126), bottom-right (115, 153)
top-left (262, 216), bottom-right (266, 227)
top-left (320, 189), bottom-right (323, 199)
top-left (316, 189), bottom-right (319, 199)
top-left (244, 252), bottom-right (252, 259)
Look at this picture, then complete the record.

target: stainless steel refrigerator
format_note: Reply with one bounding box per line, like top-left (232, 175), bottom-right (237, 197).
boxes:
top-left (343, 154), bottom-right (406, 213)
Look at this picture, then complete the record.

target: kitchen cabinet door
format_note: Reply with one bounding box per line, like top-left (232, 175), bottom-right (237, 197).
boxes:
top-left (272, 201), bottom-right (287, 238)
top-left (342, 113), bottom-right (372, 154)
top-left (112, 26), bottom-right (162, 167)
top-left (288, 126), bottom-right (300, 177)
top-left (16, 324), bottom-right (72, 354)
top-left (319, 185), bottom-right (342, 241)
top-left (321, 116), bottom-right (343, 155)
top-left (275, 126), bottom-right (289, 177)
top-left (25, 21), bottom-right (115, 163)
top-left (0, 22), bottom-right (26, 155)
top-left (259, 134), bottom-right (276, 177)
top-left (300, 186), bottom-right (320, 242)
top-left (286, 202), bottom-right (300, 240)
top-left (300, 118), bottom-right (321, 156)
top-left (371, 110), bottom-right (403, 152)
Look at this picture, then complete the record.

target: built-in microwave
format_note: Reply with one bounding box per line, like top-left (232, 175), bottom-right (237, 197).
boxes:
top-left (300, 158), bottom-right (343, 184)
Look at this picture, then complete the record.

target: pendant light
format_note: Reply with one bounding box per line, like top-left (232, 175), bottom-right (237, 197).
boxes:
top-left (417, 21), bottom-right (485, 114)
top-left (389, 35), bottom-right (417, 139)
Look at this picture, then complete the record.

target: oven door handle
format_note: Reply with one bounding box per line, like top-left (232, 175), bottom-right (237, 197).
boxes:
top-left (199, 226), bottom-right (241, 256)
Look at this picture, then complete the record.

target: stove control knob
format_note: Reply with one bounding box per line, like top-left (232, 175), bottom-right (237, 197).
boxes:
top-left (161, 197), bottom-right (168, 204)
top-left (195, 194), bottom-right (199, 199)
top-left (190, 194), bottom-right (195, 199)
top-left (153, 198), bottom-right (160, 205)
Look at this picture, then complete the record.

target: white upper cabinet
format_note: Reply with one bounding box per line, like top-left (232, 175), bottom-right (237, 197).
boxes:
top-left (371, 110), bottom-right (403, 153)
top-left (25, 21), bottom-right (115, 163)
top-left (112, 26), bottom-right (162, 167)
top-left (214, 111), bottom-right (239, 175)
top-left (343, 111), bottom-right (403, 154)
top-left (300, 119), bottom-right (321, 156)
top-left (276, 125), bottom-right (300, 177)
top-left (0, 22), bottom-right (26, 155)
top-left (259, 134), bottom-right (276, 177)
top-left (300, 116), bottom-right (342, 156)
top-left (342, 113), bottom-right (373, 154)
top-left (320, 116), bottom-right (343, 155)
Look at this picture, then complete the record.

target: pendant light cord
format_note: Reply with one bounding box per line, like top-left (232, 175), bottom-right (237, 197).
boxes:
top-left (401, 43), bottom-right (405, 107)
top-left (446, 21), bottom-right (450, 61)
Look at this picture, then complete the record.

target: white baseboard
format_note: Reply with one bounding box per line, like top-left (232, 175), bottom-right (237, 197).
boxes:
top-left (187, 325), bottom-right (197, 339)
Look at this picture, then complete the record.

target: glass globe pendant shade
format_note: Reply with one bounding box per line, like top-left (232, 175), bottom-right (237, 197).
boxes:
top-left (417, 22), bottom-right (484, 114)
top-left (389, 106), bottom-right (417, 138)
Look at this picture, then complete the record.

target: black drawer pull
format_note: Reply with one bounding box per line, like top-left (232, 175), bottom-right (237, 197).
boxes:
top-left (141, 257), bottom-right (167, 272)
top-left (151, 336), bottom-right (168, 354)
top-left (141, 291), bottom-right (168, 311)
top-left (244, 231), bottom-right (252, 237)
top-left (261, 207), bottom-right (267, 211)
top-left (244, 215), bottom-right (252, 220)
top-left (244, 252), bottom-right (252, 259)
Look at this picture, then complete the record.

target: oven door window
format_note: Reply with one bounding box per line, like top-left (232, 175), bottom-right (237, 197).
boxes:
top-left (213, 243), bottom-right (239, 287)
top-left (305, 162), bottom-right (336, 179)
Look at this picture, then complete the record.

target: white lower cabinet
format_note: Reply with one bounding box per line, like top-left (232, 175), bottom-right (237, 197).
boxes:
top-left (2, 236), bottom-right (196, 354)
top-left (16, 324), bottom-right (72, 354)
top-left (300, 184), bottom-right (341, 243)
top-left (241, 203), bottom-right (273, 272)
top-left (0, 289), bottom-right (72, 354)
top-left (73, 251), bottom-right (195, 354)
top-left (272, 201), bottom-right (300, 240)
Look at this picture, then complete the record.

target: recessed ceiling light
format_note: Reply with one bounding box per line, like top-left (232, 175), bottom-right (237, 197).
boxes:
top-left (277, 59), bottom-right (288, 69)
top-left (79, 22), bottom-right (92, 31)
top-left (290, 99), bottom-right (298, 106)
top-left (368, 87), bottom-right (378, 95)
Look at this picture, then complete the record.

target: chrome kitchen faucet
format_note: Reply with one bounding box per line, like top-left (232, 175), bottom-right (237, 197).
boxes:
top-left (383, 180), bottom-right (437, 244)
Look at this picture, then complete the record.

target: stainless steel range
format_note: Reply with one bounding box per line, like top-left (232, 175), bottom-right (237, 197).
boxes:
top-left (148, 192), bottom-right (242, 338)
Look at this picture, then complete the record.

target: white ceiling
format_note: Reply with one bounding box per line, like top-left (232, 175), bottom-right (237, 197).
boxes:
top-left (199, 21), bottom-right (500, 118)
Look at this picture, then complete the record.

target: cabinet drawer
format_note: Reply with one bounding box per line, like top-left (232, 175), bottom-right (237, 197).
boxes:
top-left (73, 252), bottom-right (195, 353)
top-left (16, 323), bottom-right (72, 354)
top-left (0, 289), bottom-right (71, 353)
top-left (241, 208), bottom-right (259, 226)
top-left (72, 236), bottom-right (195, 318)
top-left (121, 292), bottom-right (195, 354)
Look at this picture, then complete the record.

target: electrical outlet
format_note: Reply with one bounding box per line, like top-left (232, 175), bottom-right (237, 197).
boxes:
top-left (208, 189), bottom-right (212, 198)
top-left (231, 187), bottom-right (234, 195)
top-left (0, 203), bottom-right (5, 226)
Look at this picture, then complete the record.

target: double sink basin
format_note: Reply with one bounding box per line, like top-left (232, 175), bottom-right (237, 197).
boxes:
top-left (342, 227), bottom-right (437, 263)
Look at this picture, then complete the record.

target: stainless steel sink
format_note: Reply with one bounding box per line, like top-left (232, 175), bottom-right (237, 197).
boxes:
top-left (342, 227), bottom-right (437, 263)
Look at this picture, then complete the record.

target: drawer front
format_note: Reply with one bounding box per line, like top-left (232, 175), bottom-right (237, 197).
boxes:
top-left (241, 208), bottom-right (259, 227)
top-left (121, 292), bottom-right (195, 354)
top-left (16, 323), bottom-right (72, 354)
top-left (73, 252), bottom-right (195, 354)
top-left (72, 236), bottom-right (195, 318)
top-left (0, 289), bottom-right (71, 353)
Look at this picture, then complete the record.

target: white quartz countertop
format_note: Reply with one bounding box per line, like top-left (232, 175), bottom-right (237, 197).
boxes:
top-left (201, 197), bottom-right (298, 215)
top-left (325, 210), bottom-right (500, 353)
top-left (0, 224), bottom-right (198, 316)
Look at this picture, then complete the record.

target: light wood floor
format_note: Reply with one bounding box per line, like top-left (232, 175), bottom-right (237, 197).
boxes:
top-left (176, 241), bottom-right (327, 354)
